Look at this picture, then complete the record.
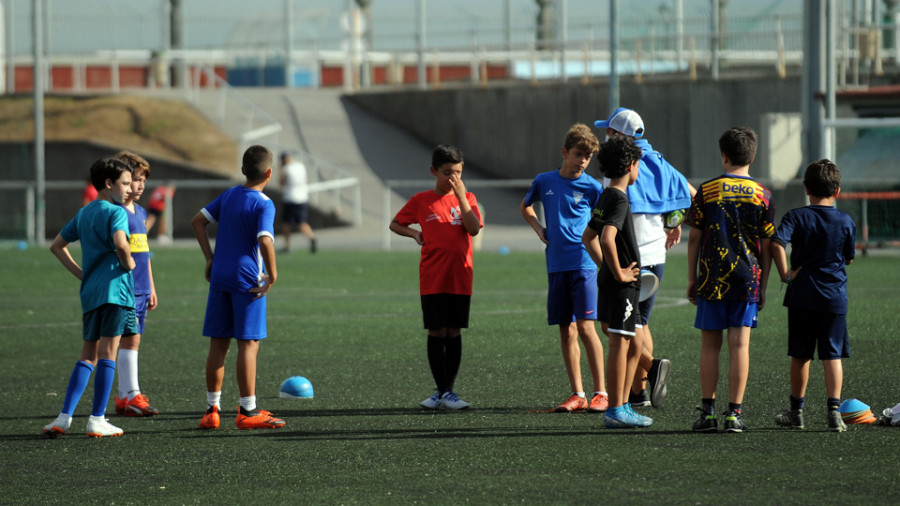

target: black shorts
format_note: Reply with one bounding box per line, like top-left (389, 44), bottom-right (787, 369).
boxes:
top-left (788, 307), bottom-right (850, 360)
top-left (282, 202), bottom-right (309, 225)
top-left (597, 283), bottom-right (641, 337)
top-left (421, 293), bottom-right (471, 330)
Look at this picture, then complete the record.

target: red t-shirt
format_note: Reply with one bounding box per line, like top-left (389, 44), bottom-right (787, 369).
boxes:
top-left (394, 190), bottom-right (482, 295)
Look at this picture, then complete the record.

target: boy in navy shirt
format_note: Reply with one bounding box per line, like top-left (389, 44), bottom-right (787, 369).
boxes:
top-left (771, 159), bottom-right (855, 432)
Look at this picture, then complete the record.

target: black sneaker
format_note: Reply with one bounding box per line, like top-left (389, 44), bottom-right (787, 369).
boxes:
top-left (774, 409), bottom-right (805, 429)
top-left (827, 410), bottom-right (847, 432)
top-left (647, 358), bottom-right (672, 408)
top-left (629, 389), bottom-right (651, 408)
top-left (692, 407), bottom-right (718, 433)
top-left (724, 410), bottom-right (748, 433)
top-left (310, 238), bottom-right (318, 253)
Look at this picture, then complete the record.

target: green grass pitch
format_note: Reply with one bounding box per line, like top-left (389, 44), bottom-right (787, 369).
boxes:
top-left (0, 245), bottom-right (898, 504)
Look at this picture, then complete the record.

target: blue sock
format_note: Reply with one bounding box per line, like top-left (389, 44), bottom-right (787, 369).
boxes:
top-left (61, 361), bottom-right (94, 416)
top-left (91, 359), bottom-right (117, 417)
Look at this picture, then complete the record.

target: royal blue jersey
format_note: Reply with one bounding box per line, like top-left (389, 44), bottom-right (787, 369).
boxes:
top-left (200, 185), bottom-right (276, 293)
top-left (773, 205), bottom-right (855, 314)
top-left (119, 203), bottom-right (151, 295)
top-left (524, 169), bottom-right (603, 273)
top-left (60, 199), bottom-right (135, 313)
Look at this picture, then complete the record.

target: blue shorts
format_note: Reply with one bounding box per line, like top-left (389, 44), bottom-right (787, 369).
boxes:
top-left (788, 307), bottom-right (850, 360)
top-left (547, 269), bottom-right (598, 325)
top-left (639, 263), bottom-right (664, 326)
top-left (83, 304), bottom-right (139, 341)
top-left (598, 282), bottom-right (641, 337)
top-left (126, 293), bottom-right (150, 336)
top-left (421, 293), bottom-right (471, 330)
top-left (694, 299), bottom-right (758, 330)
top-left (203, 289), bottom-right (267, 340)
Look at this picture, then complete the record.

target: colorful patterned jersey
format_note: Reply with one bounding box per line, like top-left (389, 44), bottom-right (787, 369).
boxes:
top-left (684, 174), bottom-right (775, 302)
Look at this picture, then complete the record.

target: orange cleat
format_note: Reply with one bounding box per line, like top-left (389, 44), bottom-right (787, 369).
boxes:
top-left (555, 394), bottom-right (589, 412)
top-left (123, 394), bottom-right (160, 417)
top-left (114, 396), bottom-right (127, 415)
top-left (235, 407), bottom-right (285, 429)
top-left (588, 392), bottom-right (609, 413)
top-left (199, 405), bottom-right (220, 430)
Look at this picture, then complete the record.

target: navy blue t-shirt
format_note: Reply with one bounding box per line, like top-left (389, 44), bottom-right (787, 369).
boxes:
top-left (772, 205), bottom-right (856, 314)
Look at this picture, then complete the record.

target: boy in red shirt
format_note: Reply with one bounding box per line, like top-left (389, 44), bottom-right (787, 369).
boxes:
top-left (390, 145), bottom-right (483, 410)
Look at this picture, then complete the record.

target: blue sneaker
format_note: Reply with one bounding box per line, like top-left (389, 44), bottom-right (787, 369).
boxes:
top-left (420, 391), bottom-right (442, 409)
top-left (624, 403), bottom-right (653, 427)
top-left (604, 405), bottom-right (644, 428)
top-left (439, 391), bottom-right (470, 410)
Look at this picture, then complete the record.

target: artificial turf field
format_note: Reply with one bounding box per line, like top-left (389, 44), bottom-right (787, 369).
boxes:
top-left (1, 245), bottom-right (898, 504)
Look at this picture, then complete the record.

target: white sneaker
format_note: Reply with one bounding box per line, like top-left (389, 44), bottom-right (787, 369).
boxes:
top-left (43, 413), bottom-right (72, 438)
top-left (86, 416), bottom-right (124, 438)
top-left (420, 392), bottom-right (442, 409)
top-left (440, 391), bottom-right (470, 410)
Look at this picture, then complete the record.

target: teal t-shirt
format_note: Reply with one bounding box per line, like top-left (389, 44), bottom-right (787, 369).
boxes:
top-left (60, 199), bottom-right (135, 313)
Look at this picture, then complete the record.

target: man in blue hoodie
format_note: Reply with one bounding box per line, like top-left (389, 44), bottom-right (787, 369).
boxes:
top-left (595, 107), bottom-right (695, 409)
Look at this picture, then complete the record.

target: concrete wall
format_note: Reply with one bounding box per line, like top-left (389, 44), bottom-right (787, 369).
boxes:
top-left (348, 74), bottom-right (809, 218)
top-left (348, 76), bottom-right (805, 181)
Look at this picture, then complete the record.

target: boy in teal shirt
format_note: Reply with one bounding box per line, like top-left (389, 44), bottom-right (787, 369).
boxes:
top-left (43, 157), bottom-right (137, 438)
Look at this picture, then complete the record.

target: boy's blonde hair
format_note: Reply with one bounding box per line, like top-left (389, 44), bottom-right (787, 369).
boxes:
top-left (115, 151), bottom-right (151, 179)
top-left (563, 123), bottom-right (600, 154)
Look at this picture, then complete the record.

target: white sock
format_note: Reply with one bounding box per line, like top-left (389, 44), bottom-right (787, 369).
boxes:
top-left (117, 349), bottom-right (140, 399)
top-left (575, 392), bottom-right (586, 398)
top-left (207, 391), bottom-right (221, 409)
top-left (239, 395), bottom-right (257, 412)
top-left (593, 391), bottom-right (608, 396)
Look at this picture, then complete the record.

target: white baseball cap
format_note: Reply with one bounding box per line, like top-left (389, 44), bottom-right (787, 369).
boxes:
top-left (594, 107), bottom-right (645, 138)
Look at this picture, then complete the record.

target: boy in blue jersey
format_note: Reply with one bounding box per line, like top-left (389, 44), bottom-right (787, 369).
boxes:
top-left (771, 159), bottom-right (855, 432)
top-left (191, 145), bottom-right (285, 430)
top-left (113, 151), bottom-right (161, 417)
top-left (43, 157), bottom-right (137, 438)
top-left (685, 127), bottom-right (775, 433)
top-left (583, 135), bottom-right (652, 429)
top-left (522, 123), bottom-right (608, 413)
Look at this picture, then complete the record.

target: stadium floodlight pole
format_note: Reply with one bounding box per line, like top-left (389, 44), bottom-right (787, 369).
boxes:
top-left (676, 0), bottom-right (684, 70)
top-left (560, 0), bottom-right (567, 83)
top-left (802, 0), bottom-right (825, 164)
top-left (609, 0), bottom-right (619, 114)
top-left (417, 0), bottom-right (426, 90)
top-left (710, 0), bottom-right (719, 81)
top-left (33, 0), bottom-right (45, 245)
top-left (285, 0), bottom-right (293, 88)
top-left (825, 0), bottom-right (836, 161)
top-left (0, 1), bottom-right (5, 95)
top-left (505, 0), bottom-right (513, 51)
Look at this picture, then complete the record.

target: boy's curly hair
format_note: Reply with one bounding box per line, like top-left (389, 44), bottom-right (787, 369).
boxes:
top-left (597, 135), bottom-right (642, 179)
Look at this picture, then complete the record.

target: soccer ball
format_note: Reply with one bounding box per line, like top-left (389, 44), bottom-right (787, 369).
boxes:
top-left (279, 376), bottom-right (314, 399)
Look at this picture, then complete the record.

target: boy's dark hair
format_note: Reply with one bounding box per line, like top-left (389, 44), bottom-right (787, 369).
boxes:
top-left (115, 151), bottom-right (150, 179)
top-left (804, 158), bottom-right (841, 198)
top-left (90, 157), bottom-right (133, 190)
top-left (596, 135), bottom-right (642, 179)
top-left (564, 123), bottom-right (600, 154)
top-left (718, 127), bottom-right (758, 167)
top-left (242, 145), bottom-right (273, 181)
top-left (432, 144), bottom-right (464, 168)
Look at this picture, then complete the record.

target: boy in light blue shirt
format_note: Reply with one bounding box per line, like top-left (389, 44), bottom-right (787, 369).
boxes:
top-left (43, 157), bottom-right (137, 438)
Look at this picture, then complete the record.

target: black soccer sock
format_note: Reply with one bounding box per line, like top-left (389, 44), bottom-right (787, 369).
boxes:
top-left (728, 402), bottom-right (742, 414)
top-left (701, 398), bottom-right (716, 415)
top-left (427, 335), bottom-right (447, 393)
top-left (790, 395), bottom-right (805, 410)
top-left (444, 337), bottom-right (462, 392)
top-left (827, 397), bottom-right (841, 412)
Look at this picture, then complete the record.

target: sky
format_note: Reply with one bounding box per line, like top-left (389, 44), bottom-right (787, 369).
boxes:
top-left (2, 0), bottom-right (803, 56)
